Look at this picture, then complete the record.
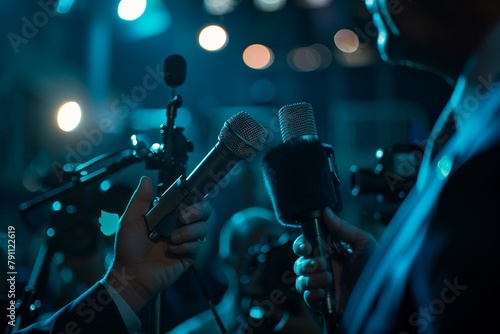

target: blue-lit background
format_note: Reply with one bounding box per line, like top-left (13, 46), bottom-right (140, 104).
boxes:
top-left (0, 0), bottom-right (453, 331)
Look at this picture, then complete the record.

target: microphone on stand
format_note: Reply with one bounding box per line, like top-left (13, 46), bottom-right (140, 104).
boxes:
top-left (147, 54), bottom-right (191, 334)
top-left (146, 111), bottom-right (268, 240)
top-left (163, 54), bottom-right (186, 89)
top-left (262, 102), bottom-right (348, 333)
top-left (146, 54), bottom-right (192, 197)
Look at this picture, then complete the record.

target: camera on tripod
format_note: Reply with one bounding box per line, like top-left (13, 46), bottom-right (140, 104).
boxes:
top-left (349, 143), bottom-right (424, 203)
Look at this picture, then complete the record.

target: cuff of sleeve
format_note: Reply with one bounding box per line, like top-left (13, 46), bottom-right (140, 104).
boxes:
top-left (101, 278), bottom-right (142, 334)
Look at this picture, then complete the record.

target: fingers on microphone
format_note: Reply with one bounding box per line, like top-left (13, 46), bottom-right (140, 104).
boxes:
top-left (179, 200), bottom-right (213, 225)
top-left (293, 235), bottom-right (312, 256)
top-left (168, 220), bottom-right (207, 254)
top-left (304, 289), bottom-right (327, 309)
top-left (294, 257), bottom-right (331, 276)
top-left (167, 240), bottom-right (203, 255)
top-left (295, 272), bottom-right (332, 301)
top-left (323, 207), bottom-right (369, 243)
top-left (169, 221), bottom-right (207, 247)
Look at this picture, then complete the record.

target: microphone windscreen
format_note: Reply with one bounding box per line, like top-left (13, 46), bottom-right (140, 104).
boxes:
top-left (262, 140), bottom-right (338, 226)
top-left (164, 54), bottom-right (187, 87)
top-left (219, 112), bottom-right (268, 159)
top-left (279, 102), bottom-right (318, 142)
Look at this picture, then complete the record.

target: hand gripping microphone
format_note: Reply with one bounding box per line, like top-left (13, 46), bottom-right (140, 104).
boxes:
top-left (262, 102), bottom-right (346, 332)
top-left (146, 111), bottom-right (268, 240)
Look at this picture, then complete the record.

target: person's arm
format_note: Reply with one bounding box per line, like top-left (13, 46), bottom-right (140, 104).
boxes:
top-left (13, 282), bottom-right (130, 334)
top-left (100, 278), bottom-right (141, 333)
top-left (14, 176), bottom-right (212, 334)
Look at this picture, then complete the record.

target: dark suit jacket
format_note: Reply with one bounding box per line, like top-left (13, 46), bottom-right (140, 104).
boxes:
top-left (340, 70), bottom-right (500, 332)
top-left (13, 283), bottom-right (128, 334)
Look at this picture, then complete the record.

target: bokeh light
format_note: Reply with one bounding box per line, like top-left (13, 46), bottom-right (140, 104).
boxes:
top-left (334, 29), bottom-right (360, 53)
top-left (254, 0), bottom-right (287, 12)
top-left (57, 101), bottom-right (82, 132)
top-left (204, 0), bottom-right (238, 15)
top-left (199, 25), bottom-right (228, 51)
top-left (287, 44), bottom-right (331, 72)
top-left (243, 44), bottom-right (274, 70)
top-left (118, 0), bottom-right (147, 21)
top-left (57, 0), bottom-right (76, 14)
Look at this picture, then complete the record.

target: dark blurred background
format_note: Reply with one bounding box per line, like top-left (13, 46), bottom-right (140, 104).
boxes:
top-left (0, 0), bottom-right (452, 331)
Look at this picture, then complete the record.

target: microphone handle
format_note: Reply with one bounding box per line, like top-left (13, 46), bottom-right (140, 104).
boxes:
top-left (301, 210), bottom-right (339, 333)
top-left (145, 142), bottom-right (241, 240)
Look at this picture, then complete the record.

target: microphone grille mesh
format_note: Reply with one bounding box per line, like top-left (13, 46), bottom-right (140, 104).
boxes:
top-left (278, 102), bottom-right (317, 142)
top-left (219, 112), bottom-right (268, 159)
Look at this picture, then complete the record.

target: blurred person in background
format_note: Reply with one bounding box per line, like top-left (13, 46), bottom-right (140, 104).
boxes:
top-left (169, 207), bottom-right (323, 334)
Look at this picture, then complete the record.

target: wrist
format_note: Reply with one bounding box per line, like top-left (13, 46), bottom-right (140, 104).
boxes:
top-left (104, 265), bottom-right (150, 313)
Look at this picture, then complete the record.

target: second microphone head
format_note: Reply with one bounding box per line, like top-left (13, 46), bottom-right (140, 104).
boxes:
top-left (278, 102), bottom-right (318, 143)
top-left (219, 112), bottom-right (269, 160)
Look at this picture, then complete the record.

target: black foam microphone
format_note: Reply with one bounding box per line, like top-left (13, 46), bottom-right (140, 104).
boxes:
top-left (146, 111), bottom-right (268, 240)
top-left (262, 102), bottom-right (346, 332)
top-left (163, 54), bottom-right (187, 88)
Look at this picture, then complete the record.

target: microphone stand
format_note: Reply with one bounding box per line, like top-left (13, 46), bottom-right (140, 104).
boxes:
top-left (8, 148), bottom-right (148, 334)
top-left (4, 221), bottom-right (57, 334)
top-left (18, 149), bottom-right (145, 215)
top-left (146, 89), bottom-right (193, 334)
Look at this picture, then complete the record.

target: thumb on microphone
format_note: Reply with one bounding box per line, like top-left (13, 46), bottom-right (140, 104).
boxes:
top-left (293, 207), bottom-right (377, 258)
top-left (323, 208), bottom-right (377, 254)
top-left (120, 176), bottom-right (155, 228)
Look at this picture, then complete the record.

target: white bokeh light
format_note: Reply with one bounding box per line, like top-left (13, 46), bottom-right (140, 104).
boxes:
top-left (199, 25), bottom-right (228, 51)
top-left (57, 101), bottom-right (82, 132)
top-left (118, 0), bottom-right (147, 21)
